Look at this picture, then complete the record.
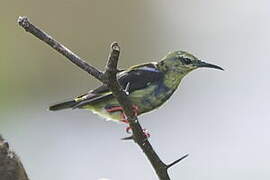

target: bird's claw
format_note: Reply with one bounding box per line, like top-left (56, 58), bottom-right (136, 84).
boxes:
top-left (121, 105), bottom-right (139, 121)
top-left (142, 128), bottom-right (150, 138)
top-left (122, 128), bottom-right (150, 140)
top-left (126, 126), bottom-right (132, 134)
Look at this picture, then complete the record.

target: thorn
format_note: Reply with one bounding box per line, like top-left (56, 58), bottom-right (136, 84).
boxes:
top-left (166, 154), bottom-right (189, 169)
top-left (121, 135), bottom-right (134, 141)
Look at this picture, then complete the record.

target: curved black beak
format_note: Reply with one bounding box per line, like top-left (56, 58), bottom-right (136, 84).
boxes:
top-left (195, 61), bottom-right (224, 71)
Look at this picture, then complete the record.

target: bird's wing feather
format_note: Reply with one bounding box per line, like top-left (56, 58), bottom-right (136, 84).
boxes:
top-left (74, 62), bottom-right (162, 108)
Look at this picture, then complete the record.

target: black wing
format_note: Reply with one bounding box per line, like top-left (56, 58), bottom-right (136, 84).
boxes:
top-left (74, 63), bottom-right (163, 107)
top-left (91, 63), bottom-right (163, 94)
top-left (117, 63), bottom-right (163, 93)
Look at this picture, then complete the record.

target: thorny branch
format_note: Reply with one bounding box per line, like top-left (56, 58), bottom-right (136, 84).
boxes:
top-left (17, 16), bottom-right (188, 180)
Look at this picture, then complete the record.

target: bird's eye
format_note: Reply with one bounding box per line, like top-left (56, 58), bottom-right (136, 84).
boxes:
top-left (182, 58), bottom-right (192, 64)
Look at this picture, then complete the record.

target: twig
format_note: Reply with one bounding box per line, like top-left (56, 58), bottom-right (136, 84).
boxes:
top-left (0, 135), bottom-right (29, 180)
top-left (18, 16), bottom-right (187, 180)
top-left (17, 16), bottom-right (104, 82)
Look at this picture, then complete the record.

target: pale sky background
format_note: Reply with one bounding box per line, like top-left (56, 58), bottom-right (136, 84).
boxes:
top-left (1, 0), bottom-right (270, 179)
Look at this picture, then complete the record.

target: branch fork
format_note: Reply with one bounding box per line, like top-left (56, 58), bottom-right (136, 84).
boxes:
top-left (17, 16), bottom-right (188, 180)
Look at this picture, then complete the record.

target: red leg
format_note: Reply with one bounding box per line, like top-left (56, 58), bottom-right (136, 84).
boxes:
top-left (106, 106), bottom-right (124, 113)
top-left (105, 105), bottom-right (148, 138)
top-left (105, 105), bottom-right (140, 123)
top-left (105, 105), bottom-right (127, 122)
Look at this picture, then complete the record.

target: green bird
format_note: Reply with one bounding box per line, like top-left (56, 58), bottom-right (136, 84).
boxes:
top-left (49, 51), bottom-right (223, 123)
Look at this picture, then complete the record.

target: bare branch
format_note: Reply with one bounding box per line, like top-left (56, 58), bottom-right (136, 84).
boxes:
top-left (17, 16), bottom-right (104, 82)
top-left (17, 16), bottom-right (188, 180)
top-left (105, 42), bottom-right (120, 72)
top-left (0, 135), bottom-right (29, 180)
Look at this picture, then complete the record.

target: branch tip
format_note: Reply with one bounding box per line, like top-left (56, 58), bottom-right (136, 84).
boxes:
top-left (166, 154), bottom-right (189, 169)
top-left (111, 42), bottom-right (120, 51)
top-left (17, 16), bottom-right (30, 29)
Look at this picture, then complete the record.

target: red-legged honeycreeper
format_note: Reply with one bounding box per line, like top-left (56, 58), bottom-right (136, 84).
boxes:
top-left (49, 51), bottom-right (223, 122)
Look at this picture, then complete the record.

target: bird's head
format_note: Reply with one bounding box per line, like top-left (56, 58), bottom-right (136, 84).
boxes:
top-left (158, 51), bottom-right (223, 75)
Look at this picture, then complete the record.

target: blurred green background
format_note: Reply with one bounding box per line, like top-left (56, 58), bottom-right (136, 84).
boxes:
top-left (1, 0), bottom-right (270, 179)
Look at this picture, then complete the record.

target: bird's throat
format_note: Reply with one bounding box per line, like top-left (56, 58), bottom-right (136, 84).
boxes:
top-left (162, 70), bottom-right (185, 90)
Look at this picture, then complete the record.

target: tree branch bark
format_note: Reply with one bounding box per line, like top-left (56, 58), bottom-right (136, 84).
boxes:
top-left (0, 135), bottom-right (29, 180)
top-left (17, 16), bottom-right (188, 180)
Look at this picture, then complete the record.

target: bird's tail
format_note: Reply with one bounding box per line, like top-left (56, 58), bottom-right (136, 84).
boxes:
top-left (49, 100), bottom-right (77, 111)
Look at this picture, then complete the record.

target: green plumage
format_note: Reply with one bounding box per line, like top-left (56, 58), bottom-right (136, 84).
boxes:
top-left (49, 51), bottom-right (223, 121)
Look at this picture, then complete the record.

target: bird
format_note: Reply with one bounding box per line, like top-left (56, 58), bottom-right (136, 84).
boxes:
top-left (49, 51), bottom-right (223, 124)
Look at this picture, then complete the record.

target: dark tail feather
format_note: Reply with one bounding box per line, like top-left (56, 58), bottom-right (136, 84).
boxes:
top-left (49, 100), bottom-right (77, 111)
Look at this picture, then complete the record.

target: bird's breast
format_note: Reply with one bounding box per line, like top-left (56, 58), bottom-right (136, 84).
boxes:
top-left (129, 81), bottom-right (175, 113)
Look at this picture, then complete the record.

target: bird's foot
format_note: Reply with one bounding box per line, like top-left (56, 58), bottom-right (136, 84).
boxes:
top-left (145, 129), bottom-right (151, 138)
top-left (105, 105), bottom-right (139, 123)
top-left (120, 105), bottom-right (139, 122)
top-left (122, 127), bottom-right (150, 140)
top-left (106, 105), bottom-right (148, 140)
top-left (142, 128), bottom-right (150, 138)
